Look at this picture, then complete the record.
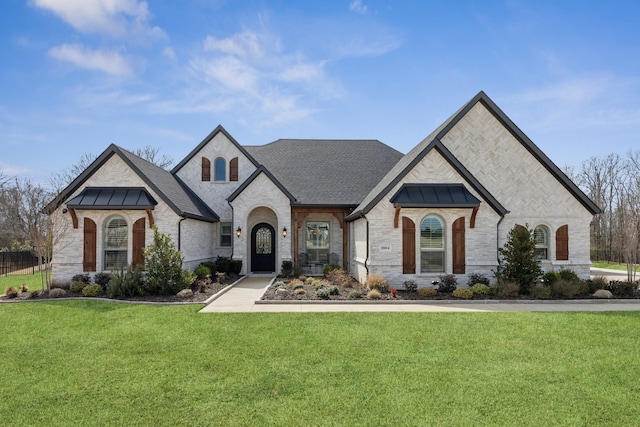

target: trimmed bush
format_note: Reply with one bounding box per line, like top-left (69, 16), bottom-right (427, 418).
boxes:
top-left (50, 281), bottom-right (70, 290)
top-left (49, 288), bottom-right (66, 298)
top-left (558, 268), bottom-right (580, 282)
top-left (94, 272), bottom-right (112, 288)
top-left (403, 280), bottom-right (418, 293)
top-left (71, 273), bottom-right (90, 284)
top-left (542, 271), bottom-right (560, 286)
top-left (70, 280), bottom-right (88, 293)
top-left (82, 284), bottom-right (103, 297)
top-left (466, 273), bottom-right (490, 287)
top-left (551, 280), bottom-right (588, 298)
top-left (367, 289), bottom-right (381, 299)
top-left (215, 257), bottom-right (230, 273)
top-left (194, 265), bottom-right (211, 279)
top-left (470, 283), bottom-right (491, 295)
top-left (607, 281), bottom-right (636, 297)
top-left (494, 281), bottom-right (520, 298)
top-left (417, 287), bottom-right (437, 297)
top-left (4, 287), bottom-right (18, 298)
top-left (437, 274), bottom-right (457, 293)
top-left (328, 286), bottom-right (339, 295)
top-left (348, 290), bottom-right (361, 299)
top-left (144, 226), bottom-right (189, 295)
top-left (366, 275), bottom-right (388, 292)
top-left (229, 260), bottom-right (242, 275)
top-left (530, 285), bottom-right (552, 299)
top-left (452, 288), bottom-right (473, 299)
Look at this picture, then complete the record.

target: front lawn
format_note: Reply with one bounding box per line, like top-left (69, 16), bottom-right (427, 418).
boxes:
top-left (0, 273), bottom-right (44, 295)
top-left (1, 302), bottom-right (639, 426)
top-left (592, 261), bottom-right (640, 272)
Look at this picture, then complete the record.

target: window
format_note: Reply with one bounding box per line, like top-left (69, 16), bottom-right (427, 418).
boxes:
top-left (534, 226), bottom-right (549, 259)
top-left (306, 222), bottom-right (329, 264)
top-left (420, 215), bottom-right (445, 273)
top-left (214, 157), bottom-right (226, 181)
top-left (220, 222), bottom-right (232, 247)
top-left (104, 216), bottom-right (128, 269)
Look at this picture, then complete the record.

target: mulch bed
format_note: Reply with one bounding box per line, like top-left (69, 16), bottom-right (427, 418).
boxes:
top-left (1, 275), bottom-right (240, 304)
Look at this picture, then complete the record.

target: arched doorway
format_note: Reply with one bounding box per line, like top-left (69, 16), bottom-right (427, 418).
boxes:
top-left (251, 223), bottom-right (276, 272)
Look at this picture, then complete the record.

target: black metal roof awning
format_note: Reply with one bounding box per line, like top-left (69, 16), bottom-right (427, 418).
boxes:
top-left (390, 183), bottom-right (481, 208)
top-left (67, 187), bottom-right (157, 210)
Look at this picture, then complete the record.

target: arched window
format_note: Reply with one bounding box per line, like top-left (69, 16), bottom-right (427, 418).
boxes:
top-left (104, 216), bottom-right (128, 269)
top-left (420, 215), bottom-right (445, 273)
top-left (214, 157), bottom-right (226, 181)
top-left (534, 226), bottom-right (549, 259)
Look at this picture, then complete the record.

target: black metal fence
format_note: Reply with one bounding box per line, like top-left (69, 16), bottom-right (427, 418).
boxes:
top-left (0, 251), bottom-right (40, 276)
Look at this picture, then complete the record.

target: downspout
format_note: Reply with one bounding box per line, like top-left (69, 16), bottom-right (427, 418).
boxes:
top-left (228, 201), bottom-right (235, 260)
top-left (177, 215), bottom-right (187, 251)
top-left (365, 215), bottom-right (370, 275)
top-left (496, 211), bottom-right (510, 265)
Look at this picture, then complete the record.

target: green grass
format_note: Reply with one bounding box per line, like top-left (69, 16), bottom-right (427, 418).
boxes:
top-left (1, 302), bottom-right (639, 426)
top-left (0, 273), bottom-right (44, 294)
top-left (592, 261), bottom-right (640, 272)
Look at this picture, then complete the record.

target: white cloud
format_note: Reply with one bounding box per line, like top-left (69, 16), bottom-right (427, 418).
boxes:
top-left (0, 162), bottom-right (31, 176)
top-left (162, 46), bottom-right (176, 60)
top-left (30, 0), bottom-right (165, 41)
top-left (48, 44), bottom-right (133, 76)
top-left (204, 31), bottom-right (264, 58)
top-left (349, 0), bottom-right (368, 15)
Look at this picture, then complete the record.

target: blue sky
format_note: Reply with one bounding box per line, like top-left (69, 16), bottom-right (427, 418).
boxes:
top-left (2, 0), bottom-right (640, 185)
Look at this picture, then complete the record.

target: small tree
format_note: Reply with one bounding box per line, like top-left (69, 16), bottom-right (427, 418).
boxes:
top-left (143, 226), bottom-right (188, 295)
top-left (496, 224), bottom-right (542, 294)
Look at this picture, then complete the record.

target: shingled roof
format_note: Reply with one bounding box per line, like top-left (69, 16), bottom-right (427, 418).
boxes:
top-left (45, 145), bottom-right (218, 222)
top-left (245, 139), bottom-right (404, 206)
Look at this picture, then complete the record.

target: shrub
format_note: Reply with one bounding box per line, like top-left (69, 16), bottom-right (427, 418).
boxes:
top-left (417, 286), bottom-right (437, 297)
top-left (144, 226), bottom-right (187, 295)
top-left (229, 260), bottom-right (242, 275)
top-left (607, 281), bottom-right (636, 297)
top-left (551, 280), bottom-right (588, 298)
top-left (182, 269), bottom-right (196, 287)
top-left (452, 288), bottom-right (473, 299)
top-left (49, 288), bottom-right (66, 298)
top-left (289, 279), bottom-right (303, 289)
top-left (323, 264), bottom-right (341, 276)
top-left (366, 274), bottom-right (388, 292)
top-left (273, 281), bottom-right (286, 289)
top-left (292, 266), bottom-right (304, 278)
top-left (19, 284), bottom-right (28, 292)
top-left (558, 268), bottom-right (580, 282)
top-left (294, 288), bottom-right (306, 295)
top-left (194, 265), bottom-right (211, 279)
top-left (389, 287), bottom-right (398, 298)
top-left (470, 283), bottom-right (491, 295)
top-left (542, 271), bottom-right (560, 286)
top-left (201, 261), bottom-right (216, 273)
top-left (437, 274), bottom-right (457, 293)
top-left (215, 257), bottom-right (230, 274)
top-left (193, 279), bottom-right (207, 293)
top-left (326, 268), bottom-right (351, 287)
top-left (590, 276), bottom-right (608, 291)
top-left (82, 284), bottom-right (103, 297)
top-left (530, 284), bottom-right (552, 299)
top-left (305, 277), bottom-right (314, 285)
top-left (107, 266), bottom-right (143, 299)
top-left (316, 287), bottom-right (331, 299)
top-left (281, 260), bottom-right (293, 277)
top-left (314, 280), bottom-right (330, 290)
top-left (367, 289), bottom-right (381, 299)
top-left (71, 273), bottom-right (90, 284)
top-left (496, 225), bottom-right (542, 294)
top-left (493, 281), bottom-right (520, 298)
top-left (348, 290), bottom-right (361, 299)
top-left (4, 287), bottom-right (18, 298)
top-left (94, 272), bottom-right (112, 288)
top-left (328, 286), bottom-right (340, 295)
top-left (70, 280), bottom-right (88, 293)
top-left (403, 280), bottom-right (418, 293)
top-left (466, 273), bottom-right (490, 287)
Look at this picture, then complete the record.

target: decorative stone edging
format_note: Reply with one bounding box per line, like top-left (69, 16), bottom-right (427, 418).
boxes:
top-left (254, 298), bottom-right (640, 305)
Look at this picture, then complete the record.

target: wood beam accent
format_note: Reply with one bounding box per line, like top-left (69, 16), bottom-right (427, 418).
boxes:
top-left (394, 207), bottom-right (401, 228)
top-left (291, 207), bottom-right (351, 269)
top-left (470, 206), bottom-right (479, 229)
top-left (68, 208), bottom-right (78, 229)
top-left (146, 209), bottom-right (155, 228)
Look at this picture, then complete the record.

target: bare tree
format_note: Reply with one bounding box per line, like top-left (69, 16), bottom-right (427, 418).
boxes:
top-left (131, 145), bottom-right (174, 169)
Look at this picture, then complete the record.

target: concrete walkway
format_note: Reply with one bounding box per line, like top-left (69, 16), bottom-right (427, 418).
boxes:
top-left (200, 273), bottom-right (640, 313)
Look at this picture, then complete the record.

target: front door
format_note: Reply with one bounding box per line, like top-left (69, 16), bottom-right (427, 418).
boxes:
top-left (251, 223), bottom-right (276, 272)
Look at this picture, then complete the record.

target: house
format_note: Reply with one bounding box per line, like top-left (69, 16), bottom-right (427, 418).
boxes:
top-left (45, 91), bottom-right (601, 286)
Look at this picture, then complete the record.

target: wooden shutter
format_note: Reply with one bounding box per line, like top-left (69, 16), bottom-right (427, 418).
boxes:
top-left (452, 216), bottom-right (465, 274)
top-left (556, 224), bottom-right (569, 260)
top-left (202, 157), bottom-right (211, 181)
top-left (132, 218), bottom-right (146, 268)
top-left (83, 218), bottom-right (96, 272)
top-left (402, 217), bottom-right (416, 274)
top-left (230, 157), bottom-right (239, 181)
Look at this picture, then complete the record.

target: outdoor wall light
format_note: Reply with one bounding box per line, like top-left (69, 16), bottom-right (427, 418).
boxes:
top-left (236, 227), bottom-right (242, 238)
top-left (282, 227), bottom-right (288, 238)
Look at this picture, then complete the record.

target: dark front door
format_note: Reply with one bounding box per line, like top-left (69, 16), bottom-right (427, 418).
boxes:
top-left (251, 223), bottom-right (276, 272)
